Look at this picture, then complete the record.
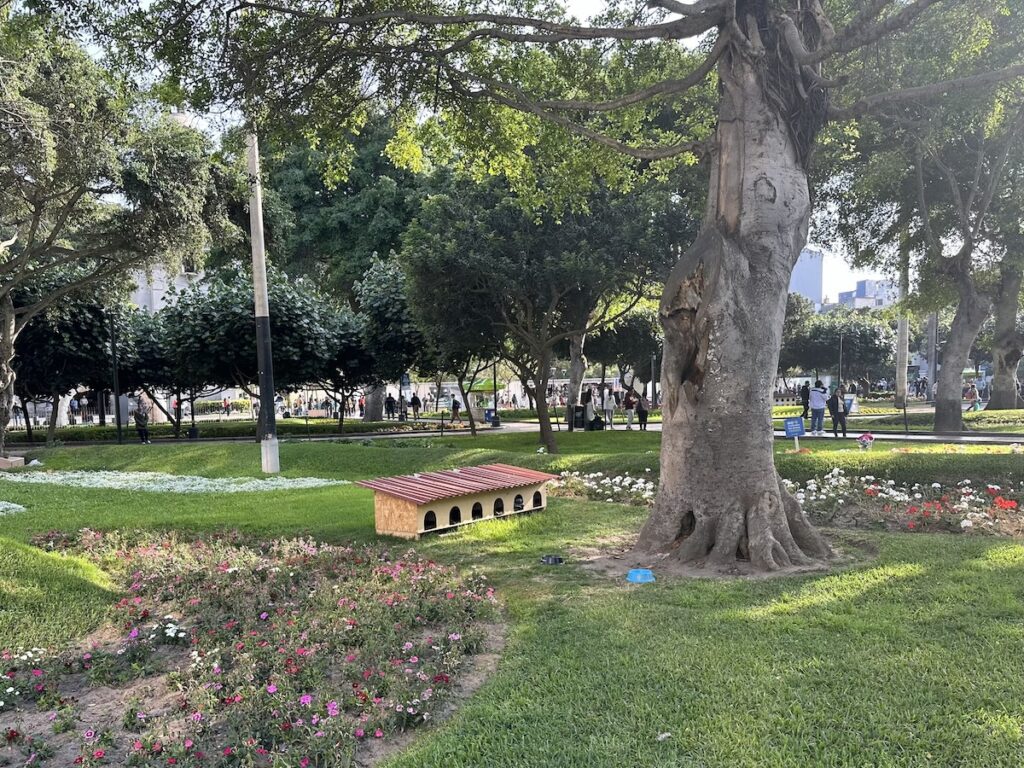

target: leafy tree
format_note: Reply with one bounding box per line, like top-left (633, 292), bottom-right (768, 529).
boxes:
top-left (587, 306), bottom-right (663, 391)
top-left (818, 3), bottom-right (1024, 428)
top-left (12, 285), bottom-right (129, 444)
top-left (403, 176), bottom-right (686, 451)
top-left (73, 0), bottom-right (1024, 569)
top-left (354, 256), bottom-right (424, 420)
top-left (785, 309), bottom-right (896, 388)
top-left (119, 310), bottom-right (188, 435)
top-left (0, 14), bottom-right (235, 451)
top-left (313, 307), bottom-right (377, 429)
top-left (162, 269), bottom-right (335, 422)
top-left (778, 293), bottom-right (817, 377)
top-left (266, 119), bottom-right (426, 297)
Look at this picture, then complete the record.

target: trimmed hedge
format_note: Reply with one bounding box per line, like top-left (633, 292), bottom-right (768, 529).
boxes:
top-left (8, 418), bottom-right (452, 443)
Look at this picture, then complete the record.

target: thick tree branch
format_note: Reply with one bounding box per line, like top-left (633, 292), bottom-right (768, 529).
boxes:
top-left (533, 33), bottom-right (725, 113)
top-left (829, 63), bottom-right (1024, 120)
top-left (464, 77), bottom-right (707, 160)
top-left (233, 1), bottom-right (726, 43)
top-left (802, 0), bottom-right (942, 64)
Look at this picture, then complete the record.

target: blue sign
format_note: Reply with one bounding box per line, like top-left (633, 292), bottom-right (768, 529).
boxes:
top-left (783, 417), bottom-right (806, 437)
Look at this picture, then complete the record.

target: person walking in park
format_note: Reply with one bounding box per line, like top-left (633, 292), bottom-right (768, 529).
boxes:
top-left (410, 393), bottom-right (421, 419)
top-left (451, 397), bottom-right (463, 424)
top-left (800, 381), bottom-right (810, 419)
top-left (637, 393), bottom-right (651, 431)
top-left (134, 406), bottom-right (151, 444)
top-left (385, 392), bottom-right (396, 419)
top-left (623, 390), bottom-right (637, 430)
top-left (809, 380), bottom-right (828, 435)
top-left (602, 387), bottom-right (615, 429)
top-left (827, 385), bottom-right (848, 438)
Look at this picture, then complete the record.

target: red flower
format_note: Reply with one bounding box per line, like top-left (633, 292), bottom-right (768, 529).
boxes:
top-left (907, 521), bottom-right (916, 530)
top-left (908, 506), bottom-right (918, 514)
top-left (93, 749), bottom-right (106, 759)
top-left (5, 729), bottom-right (19, 743)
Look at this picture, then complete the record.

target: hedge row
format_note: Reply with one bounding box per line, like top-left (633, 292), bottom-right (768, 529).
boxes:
top-left (8, 418), bottom-right (454, 443)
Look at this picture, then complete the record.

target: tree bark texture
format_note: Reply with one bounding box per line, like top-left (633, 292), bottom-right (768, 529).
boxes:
top-left (46, 392), bottom-right (60, 446)
top-left (636, 47), bottom-right (830, 570)
top-left (988, 263), bottom-right (1023, 410)
top-left (935, 285), bottom-right (990, 432)
top-left (0, 294), bottom-right (17, 456)
top-left (565, 332), bottom-right (586, 431)
top-left (363, 383), bottom-right (384, 421)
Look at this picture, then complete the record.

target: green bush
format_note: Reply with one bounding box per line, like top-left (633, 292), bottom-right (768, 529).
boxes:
top-left (8, 418), bottom-right (442, 443)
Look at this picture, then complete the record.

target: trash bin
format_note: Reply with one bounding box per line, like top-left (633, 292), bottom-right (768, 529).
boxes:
top-left (572, 405), bottom-right (585, 429)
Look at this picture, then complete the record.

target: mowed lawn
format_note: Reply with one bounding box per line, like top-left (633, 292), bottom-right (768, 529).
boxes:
top-left (2, 435), bottom-right (1024, 766)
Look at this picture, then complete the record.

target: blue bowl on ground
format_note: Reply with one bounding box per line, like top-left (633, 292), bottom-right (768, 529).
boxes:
top-left (627, 568), bottom-right (655, 584)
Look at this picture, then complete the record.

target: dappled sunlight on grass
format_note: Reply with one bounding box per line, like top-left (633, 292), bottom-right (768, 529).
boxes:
top-left (737, 563), bottom-right (927, 619)
top-left (0, 538), bottom-right (117, 648)
top-left (966, 542), bottom-right (1024, 570)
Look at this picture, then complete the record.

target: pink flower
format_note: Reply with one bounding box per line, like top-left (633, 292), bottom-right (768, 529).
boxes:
top-left (374, 729), bottom-right (384, 738)
top-left (31, 669), bottom-right (43, 677)
top-left (92, 749), bottom-right (105, 759)
top-left (300, 759), bottom-right (310, 768)
top-left (132, 741), bottom-right (143, 751)
top-left (184, 740), bottom-right (193, 750)
top-left (266, 684), bottom-right (277, 694)
top-left (190, 712), bottom-right (203, 723)
top-left (299, 694), bottom-right (313, 707)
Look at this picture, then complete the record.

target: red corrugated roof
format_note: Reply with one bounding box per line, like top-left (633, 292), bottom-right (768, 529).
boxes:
top-left (356, 463), bottom-right (559, 505)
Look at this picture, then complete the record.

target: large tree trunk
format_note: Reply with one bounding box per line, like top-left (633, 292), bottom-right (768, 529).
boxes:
top-left (935, 286), bottom-right (990, 432)
top-left (363, 383), bottom-right (385, 421)
top-left (45, 392), bottom-right (61, 446)
top-left (456, 373), bottom-right (477, 436)
top-left (988, 263), bottom-right (1023, 410)
top-left (565, 331), bottom-right (586, 431)
top-left (534, 368), bottom-right (558, 454)
top-left (635, 48), bottom-right (830, 571)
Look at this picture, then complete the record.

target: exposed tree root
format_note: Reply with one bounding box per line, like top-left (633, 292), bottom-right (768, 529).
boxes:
top-left (638, 475), bottom-right (832, 572)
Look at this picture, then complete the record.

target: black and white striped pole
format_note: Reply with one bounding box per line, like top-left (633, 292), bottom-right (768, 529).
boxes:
top-left (246, 131), bottom-right (280, 473)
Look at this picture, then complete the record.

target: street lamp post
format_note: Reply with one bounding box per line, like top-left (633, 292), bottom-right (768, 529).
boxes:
top-left (246, 132), bottom-right (280, 474)
top-left (491, 361), bottom-right (500, 427)
top-left (650, 352), bottom-right (658, 407)
top-left (838, 332), bottom-right (844, 386)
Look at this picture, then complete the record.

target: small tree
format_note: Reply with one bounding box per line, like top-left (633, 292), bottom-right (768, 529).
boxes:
top-left (0, 15), bottom-right (234, 451)
top-left (354, 255), bottom-right (424, 421)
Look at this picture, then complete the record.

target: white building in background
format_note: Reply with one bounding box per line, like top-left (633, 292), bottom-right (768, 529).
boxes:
top-left (130, 265), bottom-right (198, 312)
top-left (837, 279), bottom-right (897, 310)
top-left (789, 245), bottom-right (826, 308)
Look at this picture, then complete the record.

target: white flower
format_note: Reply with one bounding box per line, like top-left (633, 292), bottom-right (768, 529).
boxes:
top-left (960, 519), bottom-right (973, 528)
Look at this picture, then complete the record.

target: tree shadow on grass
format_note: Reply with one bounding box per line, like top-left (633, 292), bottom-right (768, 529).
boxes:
top-left (0, 538), bottom-right (117, 649)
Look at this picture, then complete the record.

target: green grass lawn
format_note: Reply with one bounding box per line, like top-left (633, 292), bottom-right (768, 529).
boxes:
top-left (2, 436), bottom-right (1024, 766)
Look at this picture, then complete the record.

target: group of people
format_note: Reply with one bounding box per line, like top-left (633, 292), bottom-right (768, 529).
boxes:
top-left (577, 385), bottom-right (651, 430)
top-left (800, 380), bottom-right (849, 437)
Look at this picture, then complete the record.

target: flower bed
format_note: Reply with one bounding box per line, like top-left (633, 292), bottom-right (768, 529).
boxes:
top-left (1, 531), bottom-right (498, 766)
top-left (785, 469), bottom-right (1024, 534)
top-left (553, 470), bottom-right (656, 505)
top-left (0, 471), bottom-right (348, 494)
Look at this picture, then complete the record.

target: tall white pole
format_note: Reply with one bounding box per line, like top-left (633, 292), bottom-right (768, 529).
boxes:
top-left (246, 131), bottom-right (280, 473)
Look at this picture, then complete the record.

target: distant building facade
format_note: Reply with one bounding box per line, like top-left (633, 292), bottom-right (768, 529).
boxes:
top-left (837, 279), bottom-right (896, 309)
top-left (789, 245), bottom-right (825, 308)
top-left (130, 265), bottom-right (198, 313)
